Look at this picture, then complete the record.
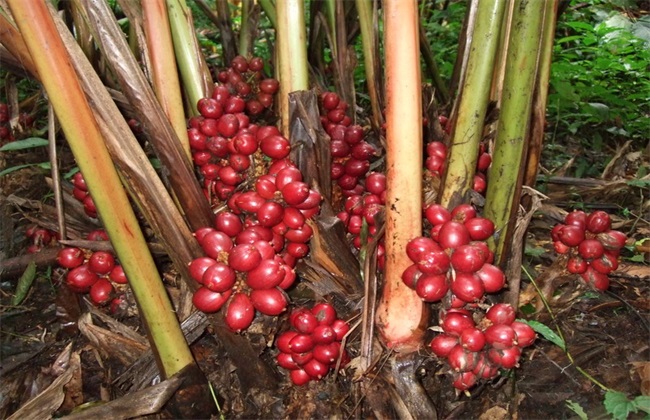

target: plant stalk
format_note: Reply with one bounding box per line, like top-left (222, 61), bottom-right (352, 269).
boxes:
top-left (376, 0), bottom-right (427, 352)
top-left (355, 0), bottom-right (384, 131)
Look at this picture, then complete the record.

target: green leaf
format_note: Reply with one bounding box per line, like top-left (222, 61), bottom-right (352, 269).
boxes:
top-left (11, 260), bottom-right (37, 306)
top-left (604, 391), bottom-right (650, 420)
top-left (519, 319), bottom-right (566, 351)
top-left (0, 162), bottom-right (51, 178)
top-left (565, 400), bottom-right (588, 420)
top-left (0, 137), bottom-right (49, 151)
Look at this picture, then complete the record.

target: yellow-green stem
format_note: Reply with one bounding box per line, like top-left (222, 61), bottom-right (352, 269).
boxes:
top-left (376, 0), bottom-right (427, 353)
top-left (484, 0), bottom-right (545, 262)
top-left (258, 0), bottom-right (277, 28)
top-left (276, 0), bottom-right (308, 136)
top-left (142, 0), bottom-right (191, 159)
top-left (355, 0), bottom-right (384, 131)
top-left (7, 0), bottom-right (194, 378)
top-left (438, 0), bottom-right (508, 209)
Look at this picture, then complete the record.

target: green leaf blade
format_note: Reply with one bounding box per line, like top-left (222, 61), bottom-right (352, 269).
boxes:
top-left (11, 260), bottom-right (37, 306)
top-left (0, 137), bottom-right (49, 151)
top-left (518, 319), bottom-right (566, 351)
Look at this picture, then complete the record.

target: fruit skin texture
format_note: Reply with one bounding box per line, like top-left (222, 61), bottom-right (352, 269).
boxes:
top-left (225, 293), bottom-right (255, 332)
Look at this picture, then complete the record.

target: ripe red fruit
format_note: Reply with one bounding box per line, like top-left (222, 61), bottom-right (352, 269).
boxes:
top-left (89, 278), bottom-right (114, 305)
top-left (485, 324), bottom-right (517, 349)
top-left (202, 262), bottom-right (237, 292)
top-left (289, 369), bottom-right (311, 386)
top-left (580, 266), bottom-right (610, 291)
top-left (424, 204), bottom-right (452, 226)
top-left (303, 358), bottom-right (330, 380)
top-left (438, 221), bottom-right (471, 249)
top-left (259, 78), bottom-right (279, 94)
top-left (87, 229), bottom-right (109, 241)
top-left (586, 210), bottom-right (611, 233)
top-left (441, 312), bottom-right (475, 336)
top-left (57, 247), bottom-right (85, 269)
top-left (193, 287), bottom-right (232, 313)
top-left (188, 257), bottom-right (217, 283)
top-left (228, 244), bottom-right (262, 272)
top-left (406, 236), bottom-right (441, 262)
top-left (197, 98), bottom-right (223, 119)
top-left (256, 202), bottom-right (284, 227)
top-left (417, 249), bottom-right (451, 275)
top-left (322, 92), bottom-right (340, 110)
top-left (401, 264), bottom-right (422, 289)
top-left (451, 272), bottom-right (485, 302)
top-left (217, 114), bottom-right (239, 137)
top-left (282, 181), bottom-right (310, 206)
top-left (477, 152), bottom-right (492, 172)
top-left (109, 265), bottom-right (128, 284)
top-left (284, 223), bottom-right (313, 243)
top-left (215, 212), bottom-right (243, 237)
top-left (511, 321), bottom-right (536, 347)
top-left (311, 303), bottom-right (337, 326)
top-left (331, 319), bottom-right (350, 341)
top-left (66, 264), bottom-right (99, 293)
top-left (578, 239), bottom-right (605, 260)
top-left (591, 252), bottom-right (618, 274)
top-left (88, 251), bottom-right (116, 275)
top-left (567, 256), bottom-right (588, 274)
top-left (249, 288), bottom-right (288, 315)
top-left (475, 263), bottom-right (506, 293)
top-left (276, 331), bottom-right (298, 353)
top-left (201, 230), bottom-right (234, 258)
top-left (451, 204), bottom-right (477, 223)
top-left (565, 211), bottom-right (587, 229)
top-left (460, 328), bottom-right (486, 352)
top-left (451, 244), bottom-right (488, 273)
top-left (277, 352), bottom-right (299, 370)
top-left (291, 309), bottom-right (319, 334)
top-left (597, 230), bottom-right (627, 251)
top-left (313, 342), bottom-right (341, 365)
top-left (415, 273), bottom-right (449, 302)
top-left (289, 333), bottom-right (315, 353)
top-left (246, 259), bottom-right (285, 289)
top-left (447, 345), bottom-right (479, 372)
top-left (464, 217), bottom-right (495, 241)
top-left (452, 371), bottom-right (478, 391)
top-left (72, 172), bottom-right (88, 191)
top-left (488, 346), bottom-right (521, 369)
top-left (430, 334), bottom-right (459, 357)
top-left (486, 303), bottom-right (516, 325)
top-left (558, 225), bottom-right (586, 247)
top-left (225, 293), bottom-right (255, 332)
top-left (260, 135), bottom-right (291, 159)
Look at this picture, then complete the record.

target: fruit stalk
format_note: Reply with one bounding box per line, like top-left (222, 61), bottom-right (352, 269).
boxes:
top-left (7, 0), bottom-right (194, 377)
top-left (484, 0), bottom-right (546, 263)
top-left (375, 0), bottom-right (427, 352)
top-left (276, 0), bottom-right (309, 135)
top-left (438, 0), bottom-right (508, 209)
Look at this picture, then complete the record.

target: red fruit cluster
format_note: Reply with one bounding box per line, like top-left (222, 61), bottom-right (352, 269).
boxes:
top-left (275, 303), bottom-right (351, 386)
top-left (70, 172), bottom-right (98, 218)
top-left (552, 210), bottom-right (626, 291)
top-left (424, 141), bottom-right (491, 194)
top-left (403, 204), bottom-right (502, 303)
top-left (56, 245), bottom-right (127, 307)
top-left (430, 303), bottom-right (536, 391)
top-left (0, 103), bottom-right (12, 142)
top-left (25, 224), bottom-right (57, 254)
top-left (336, 171), bottom-right (386, 267)
top-left (319, 92), bottom-right (378, 196)
top-left (215, 55), bottom-right (279, 116)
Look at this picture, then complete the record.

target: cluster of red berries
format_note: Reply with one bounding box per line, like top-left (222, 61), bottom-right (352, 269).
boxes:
top-left (0, 103), bottom-right (11, 142)
top-left (552, 210), bottom-right (627, 291)
top-left (189, 158), bottom-right (322, 331)
top-left (403, 204), bottom-right (502, 304)
top-left (25, 225), bottom-right (57, 254)
top-left (275, 303), bottom-right (351, 385)
top-left (70, 172), bottom-right (98, 218)
top-left (215, 55), bottom-right (279, 117)
top-left (319, 92), bottom-right (378, 197)
top-left (336, 172), bottom-right (386, 267)
top-left (56, 231), bottom-right (127, 308)
top-left (430, 303), bottom-right (535, 391)
top-left (425, 140), bottom-right (492, 194)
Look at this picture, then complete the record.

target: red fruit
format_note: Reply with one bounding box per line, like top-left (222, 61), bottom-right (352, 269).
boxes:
top-left (188, 257), bottom-right (217, 283)
top-left (429, 334), bottom-right (459, 357)
top-left (274, 165), bottom-right (303, 189)
top-left (488, 346), bottom-right (521, 369)
top-left (402, 264), bottom-right (422, 289)
top-left (219, 166), bottom-right (244, 186)
top-left (451, 272), bottom-right (485, 302)
top-left (344, 158), bottom-right (370, 177)
top-left (344, 125), bottom-right (364, 145)
top-left (476, 263), bottom-right (506, 293)
top-left (246, 259), bottom-right (285, 289)
top-left (597, 230), bottom-right (627, 251)
top-left (193, 287), bottom-right (232, 313)
top-left (89, 278), bottom-right (114, 305)
top-left (289, 333), bottom-right (314, 353)
top-left (313, 342), bottom-right (341, 365)
top-left (202, 262), bottom-right (237, 292)
top-left (447, 345), bottom-right (479, 372)
top-left (224, 96), bottom-right (246, 114)
top-left (311, 303), bottom-right (337, 326)
top-left (331, 319), bottom-right (350, 340)
top-left (228, 244), bottom-right (262, 272)
top-left (485, 324), bottom-right (517, 349)
top-left (451, 244), bottom-right (488, 273)
top-left (291, 350), bottom-right (313, 366)
top-left (290, 369), bottom-right (311, 386)
top-left (464, 217), bottom-right (495, 241)
top-left (441, 312), bottom-right (475, 336)
top-left (284, 223), bottom-right (313, 243)
top-left (511, 321), bottom-right (536, 347)
top-left (248, 56), bottom-right (264, 71)
top-left (303, 358), bottom-right (329, 380)
top-left (57, 247), bottom-right (85, 269)
top-left (591, 252), bottom-right (618, 274)
top-left (567, 256), bottom-right (588, 274)
top-left (72, 187), bottom-right (88, 201)
top-left (87, 229), bottom-right (109, 241)
top-left (109, 265), bottom-right (128, 284)
top-left (197, 98), bottom-right (223, 119)
top-left (558, 225), bottom-right (586, 247)
top-left (225, 293), bottom-right (255, 332)
top-left (215, 212), bottom-right (243, 237)
top-left (578, 239), bottom-right (605, 260)
top-left (283, 207), bottom-right (306, 230)
top-left (235, 191), bottom-right (265, 213)
top-left (486, 303), bottom-right (516, 325)
top-left (255, 176), bottom-right (278, 200)
top-left (256, 202), bottom-right (284, 227)
top-left (88, 251), bottom-right (116, 275)
top-left (476, 173), bottom-right (487, 194)
top-left (452, 371), bottom-right (478, 391)
top-left (286, 242), bottom-right (309, 258)
top-left (259, 78), bottom-right (279, 94)
top-left (66, 264), bottom-right (99, 293)
top-left (415, 273), bottom-right (449, 302)
top-left (206, 135), bottom-right (229, 157)
top-left (406, 236), bottom-right (441, 262)
top-left (291, 309), bottom-right (319, 334)
top-left (229, 153), bottom-right (251, 172)
top-left (438, 221), bottom-right (471, 249)
top-left (451, 204), bottom-right (477, 223)
top-left (580, 266), bottom-right (610, 291)
top-left (477, 152), bottom-right (492, 172)
top-left (427, 141), bottom-right (447, 159)
top-left (322, 92), bottom-right (340, 110)
top-left (276, 331), bottom-right (298, 353)
top-left (72, 172), bottom-right (88, 191)
top-left (460, 328), bottom-right (486, 352)
top-left (217, 114), bottom-right (239, 137)
top-left (554, 240), bottom-right (570, 254)
top-left (260, 135), bottom-right (291, 159)
top-left (188, 128), bottom-right (207, 150)
top-left (199, 118), bottom-right (219, 137)
top-left (277, 352), bottom-right (299, 370)
top-left (83, 195), bottom-right (97, 217)
top-left (250, 288), bottom-right (288, 315)
top-left (201, 230), bottom-right (234, 258)
top-left (586, 210), bottom-right (611, 233)
top-left (312, 325), bottom-right (336, 345)
top-left (351, 141), bottom-right (377, 160)
top-left (565, 210), bottom-right (588, 229)
top-left (424, 204), bottom-right (452, 226)
top-left (281, 181), bottom-right (310, 206)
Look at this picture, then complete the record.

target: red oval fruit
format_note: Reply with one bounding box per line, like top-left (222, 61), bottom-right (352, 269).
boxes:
top-left (464, 217), bottom-right (495, 241)
top-left (565, 210), bottom-right (587, 229)
top-left (578, 239), bottom-right (605, 260)
top-left (591, 252), bottom-right (618, 274)
top-left (202, 262), bottom-right (237, 292)
top-left (322, 92), bottom-right (340, 110)
top-left (441, 312), bottom-right (475, 336)
top-left (586, 210), bottom-right (611, 233)
top-left (289, 368), bottom-right (311, 386)
top-left (250, 288), bottom-right (288, 315)
top-left (217, 114), bottom-right (240, 137)
top-left (416, 249), bottom-right (451, 275)
top-left (88, 251), bottom-right (115, 275)
top-left (415, 273), bottom-right (449, 302)
top-left (276, 352), bottom-right (299, 370)
top-left (401, 264), bottom-right (422, 289)
top-left (558, 225), bottom-right (586, 247)
top-left (406, 237), bottom-right (441, 263)
top-left (66, 264), bottom-right (99, 293)
top-left (259, 78), bottom-right (279, 94)
top-left (452, 371), bottom-right (478, 391)
top-left (276, 331), bottom-right (298, 353)
top-left (451, 272), bottom-right (485, 302)
top-left (580, 266), bottom-right (610, 291)
top-left (429, 334), bottom-right (459, 357)
top-left (511, 321), bottom-right (536, 347)
top-left (597, 230), bottom-right (627, 251)
top-left (486, 303), bottom-right (516, 325)
top-left (312, 325), bottom-right (336, 345)
top-left (313, 342), bottom-right (341, 365)
top-left (438, 221), bottom-right (471, 249)
top-left (331, 319), bottom-right (350, 341)
top-left (286, 242), bottom-right (309, 258)
top-left (256, 202), bottom-right (284, 228)
top-left (109, 265), bottom-right (128, 284)
top-left (282, 181), bottom-right (310, 206)
top-left (488, 346), bottom-right (521, 369)
top-left (202, 230), bottom-right (234, 258)
top-left (228, 244), bottom-right (262, 272)
top-left (289, 333), bottom-right (314, 353)
top-left (284, 223), bottom-right (313, 243)
top-left (460, 328), bottom-right (486, 352)
top-left (476, 263), bottom-right (506, 293)
top-left (215, 211), bottom-right (243, 237)
top-left (311, 302), bottom-right (337, 326)
top-left (188, 257), bottom-right (217, 283)
top-left (89, 278), bottom-right (114, 306)
top-left (193, 287), bottom-right (232, 313)
top-left (246, 259), bottom-right (285, 289)
top-left (451, 244), bottom-right (487, 273)
top-left (424, 204), bottom-right (452, 226)
top-left (57, 247), bottom-right (85, 269)
top-left (291, 309), bottom-right (319, 334)
top-left (225, 293), bottom-right (255, 332)
top-left (451, 204), bottom-right (477, 223)
top-left (260, 135), bottom-right (291, 159)
top-left (567, 256), bottom-right (588, 274)
top-left (303, 358), bottom-right (330, 380)
top-left (447, 345), bottom-right (479, 372)
top-left (365, 172), bottom-right (386, 195)
top-left (484, 324), bottom-right (517, 349)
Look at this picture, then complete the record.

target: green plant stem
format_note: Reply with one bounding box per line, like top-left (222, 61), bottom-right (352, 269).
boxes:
top-left (483, 0), bottom-right (545, 263)
top-left (238, 0), bottom-right (253, 57)
top-left (258, 0), bottom-right (277, 29)
top-left (523, 266), bottom-right (610, 392)
top-left (355, 0), bottom-right (384, 131)
top-left (438, 0), bottom-right (508, 209)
